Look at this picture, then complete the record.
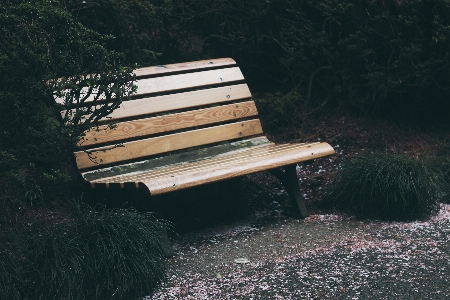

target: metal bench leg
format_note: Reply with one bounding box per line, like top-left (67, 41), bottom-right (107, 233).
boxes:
top-left (269, 164), bottom-right (309, 218)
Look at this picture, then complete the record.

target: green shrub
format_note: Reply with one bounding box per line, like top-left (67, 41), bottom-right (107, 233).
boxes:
top-left (178, 0), bottom-right (450, 123)
top-left (64, 0), bottom-right (174, 66)
top-left (25, 203), bottom-right (172, 299)
top-left (325, 154), bottom-right (445, 221)
top-left (0, 249), bottom-right (20, 300)
top-left (0, 0), bottom-right (136, 223)
top-left (427, 139), bottom-right (450, 203)
top-left (256, 92), bottom-right (306, 129)
top-left (439, 150), bottom-right (450, 203)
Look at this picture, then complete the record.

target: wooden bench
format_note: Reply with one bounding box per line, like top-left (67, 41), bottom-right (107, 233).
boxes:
top-left (58, 58), bottom-right (334, 218)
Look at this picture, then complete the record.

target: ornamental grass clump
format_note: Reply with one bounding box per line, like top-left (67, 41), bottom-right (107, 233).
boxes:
top-left (26, 203), bottom-right (172, 299)
top-left (0, 250), bottom-right (20, 300)
top-left (77, 205), bottom-right (172, 299)
top-left (427, 139), bottom-right (450, 203)
top-left (326, 154), bottom-right (445, 221)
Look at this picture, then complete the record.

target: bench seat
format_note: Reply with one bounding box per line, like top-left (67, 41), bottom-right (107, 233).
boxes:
top-left (82, 137), bottom-right (333, 195)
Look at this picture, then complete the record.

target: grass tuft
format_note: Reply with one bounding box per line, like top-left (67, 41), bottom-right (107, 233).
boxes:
top-left (428, 139), bottom-right (450, 203)
top-left (324, 154), bottom-right (445, 221)
top-left (0, 249), bottom-right (21, 300)
top-left (25, 203), bottom-right (172, 299)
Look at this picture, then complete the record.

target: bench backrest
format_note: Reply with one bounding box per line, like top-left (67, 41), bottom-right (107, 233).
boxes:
top-left (65, 58), bottom-right (264, 171)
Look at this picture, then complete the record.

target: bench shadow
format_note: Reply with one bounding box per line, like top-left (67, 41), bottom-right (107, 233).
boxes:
top-left (82, 177), bottom-right (269, 234)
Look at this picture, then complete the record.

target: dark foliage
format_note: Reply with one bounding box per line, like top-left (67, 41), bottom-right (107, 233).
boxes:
top-left (324, 154), bottom-right (445, 221)
top-left (0, 0), bottom-right (135, 223)
top-left (427, 138), bottom-right (450, 203)
top-left (64, 0), bottom-right (175, 66)
top-left (0, 249), bottom-right (21, 300)
top-left (176, 0), bottom-right (450, 125)
top-left (24, 203), bottom-right (172, 299)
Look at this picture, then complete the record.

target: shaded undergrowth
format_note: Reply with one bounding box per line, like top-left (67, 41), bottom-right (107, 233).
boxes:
top-left (1, 202), bottom-right (172, 300)
top-left (0, 249), bottom-right (21, 300)
top-left (428, 138), bottom-right (450, 203)
top-left (323, 154), bottom-right (446, 221)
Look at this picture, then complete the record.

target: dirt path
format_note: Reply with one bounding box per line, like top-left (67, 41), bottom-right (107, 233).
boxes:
top-left (144, 117), bottom-right (450, 299)
top-left (147, 205), bottom-right (450, 299)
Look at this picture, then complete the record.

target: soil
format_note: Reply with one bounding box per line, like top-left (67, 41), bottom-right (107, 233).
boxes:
top-left (148, 205), bottom-right (450, 299)
top-left (144, 113), bottom-right (450, 299)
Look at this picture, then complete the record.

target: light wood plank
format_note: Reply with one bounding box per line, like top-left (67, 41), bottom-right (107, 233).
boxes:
top-left (133, 58), bottom-right (236, 78)
top-left (118, 144), bottom-right (301, 181)
top-left (75, 119), bottom-right (264, 170)
top-left (52, 58), bottom-right (235, 83)
top-left (56, 67), bottom-right (245, 106)
top-left (54, 58), bottom-right (236, 105)
top-left (135, 67), bottom-right (244, 96)
top-left (91, 143), bottom-right (302, 183)
top-left (88, 142), bottom-right (335, 193)
top-left (81, 137), bottom-right (272, 182)
top-left (62, 84), bottom-right (252, 122)
top-left (80, 101), bottom-right (259, 147)
top-left (145, 142), bottom-right (335, 194)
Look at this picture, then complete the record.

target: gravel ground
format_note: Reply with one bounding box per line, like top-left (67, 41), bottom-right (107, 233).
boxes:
top-left (143, 125), bottom-right (450, 300)
top-left (146, 204), bottom-right (450, 299)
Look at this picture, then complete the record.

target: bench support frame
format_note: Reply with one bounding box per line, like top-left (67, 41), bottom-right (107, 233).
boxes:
top-left (269, 164), bottom-right (309, 218)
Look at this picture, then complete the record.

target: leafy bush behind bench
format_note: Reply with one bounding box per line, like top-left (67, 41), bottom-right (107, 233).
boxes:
top-left (172, 0), bottom-right (450, 124)
top-left (57, 0), bottom-right (450, 125)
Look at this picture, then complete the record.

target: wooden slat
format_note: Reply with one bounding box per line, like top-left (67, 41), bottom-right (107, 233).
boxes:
top-left (89, 142), bottom-right (335, 194)
top-left (146, 142), bottom-right (335, 194)
top-left (80, 101), bottom-right (259, 147)
top-left (91, 143), bottom-right (301, 183)
top-left (52, 58), bottom-right (235, 83)
top-left (62, 84), bottom-right (252, 122)
top-left (122, 144), bottom-right (300, 181)
top-left (56, 67), bottom-right (245, 106)
top-left (135, 67), bottom-right (244, 96)
top-left (133, 58), bottom-right (236, 78)
top-left (81, 137), bottom-right (273, 182)
top-left (74, 119), bottom-right (264, 170)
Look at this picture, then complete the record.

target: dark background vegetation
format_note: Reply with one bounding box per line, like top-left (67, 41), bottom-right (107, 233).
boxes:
top-left (1, 0), bottom-right (450, 298)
